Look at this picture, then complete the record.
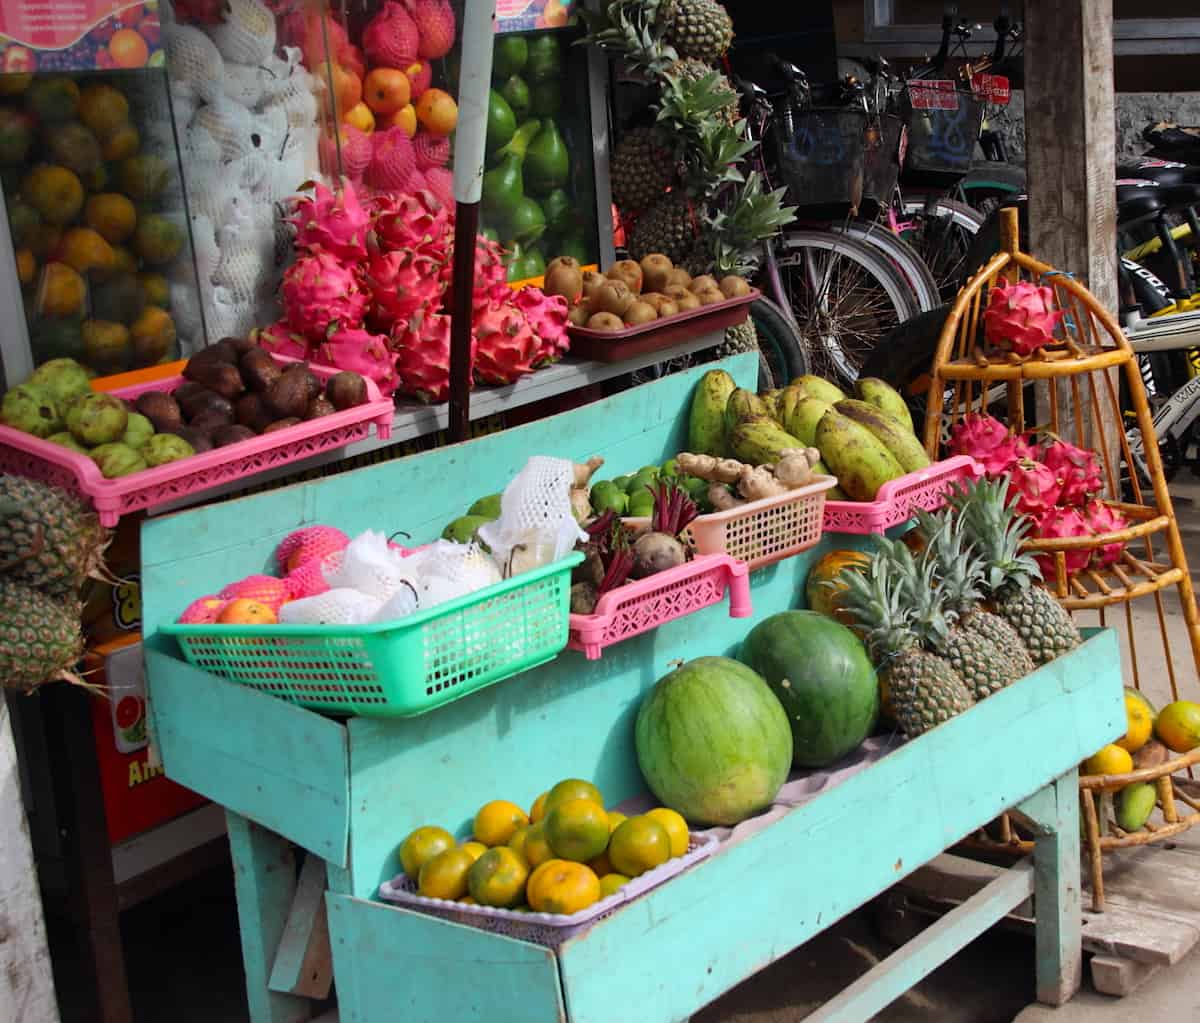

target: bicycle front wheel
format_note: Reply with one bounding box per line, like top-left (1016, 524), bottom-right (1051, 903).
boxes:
top-left (838, 219), bottom-right (943, 312)
top-left (775, 230), bottom-right (928, 386)
top-left (896, 197), bottom-right (986, 300)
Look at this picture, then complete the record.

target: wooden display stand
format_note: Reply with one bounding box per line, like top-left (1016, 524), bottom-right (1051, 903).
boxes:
top-left (142, 357), bottom-right (1124, 1022)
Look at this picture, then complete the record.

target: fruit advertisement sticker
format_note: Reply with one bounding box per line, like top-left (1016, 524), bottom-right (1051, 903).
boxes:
top-left (0, 1), bottom-right (162, 73)
top-left (495, 0), bottom-right (577, 33)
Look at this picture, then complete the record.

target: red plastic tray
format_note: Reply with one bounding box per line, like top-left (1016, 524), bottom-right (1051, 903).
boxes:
top-left (567, 289), bottom-right (758, 362)
top-left (0, 357), bottom-right (394, 527)
top-left (567, 553), bottom-right (751, 660)
top-left (821, 456), bottom-right (982, 534)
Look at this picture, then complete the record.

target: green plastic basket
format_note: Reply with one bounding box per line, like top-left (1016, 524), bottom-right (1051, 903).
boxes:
top-left (161, 553), bottom-right (582, 718)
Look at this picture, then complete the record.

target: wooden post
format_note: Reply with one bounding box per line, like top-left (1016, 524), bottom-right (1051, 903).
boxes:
top-left (0, 697), bottom-right (61, 1023)
top-left (1023, 1), bottom-right (1117, 313)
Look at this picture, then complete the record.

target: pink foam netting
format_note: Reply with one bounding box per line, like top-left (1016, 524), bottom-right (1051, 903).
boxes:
top-left (285, 550), bottom-right (345, 599)
top-left (177, 595), bottom-right (230, 624)
top-left (275, 526), bottom-right (350, 572)
top-left (218, 574), bottom-right (293, 613)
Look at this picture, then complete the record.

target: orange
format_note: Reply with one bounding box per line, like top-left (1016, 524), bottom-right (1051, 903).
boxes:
top-left (598, 873), bottom-right (628, 898)
top-left (588, 850), bottom-right (612, 877)
top-left (521, 821), bottom-right (554, 868)
top-left (418, 846), bottom-right (475, 900)
top-left (331, 64), bottom-right (362, 118)
top-left (38, 262), bottom-right (86, 317)
top-left (16, 249), bottom-right (35, 287)
top-left (108, 246), bottom-right (139, 277)
top-left (386, 104), bottom-right (417, 137)
top-left (474, 799), bottom-right (528, 847)
top-left (608, 816), bottom-right (671, 877)
top-left (529, 790), bottom-right (549, 823)
top-left (85, 193), bottom-right (137, 244)
top-left (101, 122), bottom-right (140, 161)
top-left (1081, 743), bottom-right (1134, 789)
top-left (24, 165), bottom-right (84, 225)
top-left (544, 798), bottom-right (609, 862)
top-left (29, 225), bottom-right (62, 261)
top-left (460, 841), bottom-right (487, 862)
top-left (133, 213), bottom-right (184, 265)
top-left (118, 154), bottom-right (168, 199)
top-left (544, 778), bottom-right (603, 815)
top-left (645, 807), bottom-right (688, 858)
top-left (59, 227), bottom-right (116, 273)
top-left (82, 320), bottom-right (131, 371)
top-left (364, 68), bottom-right (411, 116)
top-left (467, 846), bottom-right (528, 908)
top-left (1117, 688), bottom-right (1156, 755)
top-left (1155, 700), bottom-right (1200, 753)
top-left (398, 825), bottom-right (455, 880)
top-left (109, 28), bottom-right (150, 69)
top-left (508, 825), bottom-right (531, 860)
top-left (129, 307), bottom-right (177, 365)
top-left (458, 895), bottom-right (477, 905)
top-left (606, 811), bottom-right (627, 834)
top-left (415, 88), bottom-right (457, 136)
top-left (138, 272), bottom-right (169, 307)
top-left (343, 102), bottom-right (375, 135)
top-left (79, 83), bottom-right (130, 138)
top-left (526, 859), bottom-right (600, 915)
top-left (216, 599), bottom-right (277, 625)
top-left (0, 74), bottom-right (32, 96)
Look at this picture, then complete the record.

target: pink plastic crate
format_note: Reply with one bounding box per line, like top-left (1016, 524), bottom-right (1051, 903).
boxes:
top-left (567, 553), bottom-right (751, 660)
top-left (821, 456), bottom-right (982, 535)
top-left (0, 358), bottom-right (394, 527)
top-left (378, 833), bottom-right (717, 948)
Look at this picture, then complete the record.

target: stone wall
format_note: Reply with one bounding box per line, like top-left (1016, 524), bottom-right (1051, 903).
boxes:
top-left (991, 92), bottom-right (1200, 162)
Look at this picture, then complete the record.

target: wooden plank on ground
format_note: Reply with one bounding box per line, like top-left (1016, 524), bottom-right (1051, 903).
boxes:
top-left (1096, 844), bottom-right (1200, 920)
top-left (269, 854), bottom-right (333, 999)
top-left (1090, 955), bottom-right (1161, 997)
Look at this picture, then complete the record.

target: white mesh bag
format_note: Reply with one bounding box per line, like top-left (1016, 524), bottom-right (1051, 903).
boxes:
top-left (278, 589), bottom-right (383, 626)
top-left (413, 542), bottom-right (503, 610)
top-left (477, 457), bottom-right (587, 573)
top-left (194, 99), bottom-right (259, 162)
top-left (222, 62), bottom-right (268, 107)
top-left (207, 0), bottom-right (277, 65)
top-left (164, 24), bottom-right (224, 103)
top-left (323, 531), bottom-right (423, 602)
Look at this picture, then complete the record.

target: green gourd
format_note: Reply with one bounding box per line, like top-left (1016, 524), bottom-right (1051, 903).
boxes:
top-left (482, 120), bottom-right (541, 231)
top-left (507, 197), bottom-right (546, 245)
top-left (500, 75), bottom-right (531, 122)
top-left (485, 89), bottom-right (517, 155)
top-left (525, 120), bottom-right (569, 195)
top-left (540, 188), bottom-right (572, 234)
top-left (526, 36), bottom-right (562, 81)
top-left (492, 36), bottom-right (528, 80)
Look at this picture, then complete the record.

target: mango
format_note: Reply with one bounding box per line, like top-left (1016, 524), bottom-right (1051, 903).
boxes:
top-left (784, 396), bottom-right (834, 448)
top-left (688, 369), bottom-right (735, 456)
top-left (834, 400), bottom-right (931, 474)
top-left (815, 410), bottom-right (904, 501)
top-left (776, 385), bottom-right (807, 431)
top-left (468, 494), bottom-right (503, 519)
top-left (856, 377), bottom-right (914, 433)
top-left (723, 388), bottom-right (767, 434)
top-left (758, 389), bottom-right (783, 422)
top-left (791, 375), bottom-right (846, 405)
top-left (442, 515), bottom-right (491, 543)
top-left (729, 418), bottom-right (805, 466)
top-left (1115, 782), bottom-right (1157, 833)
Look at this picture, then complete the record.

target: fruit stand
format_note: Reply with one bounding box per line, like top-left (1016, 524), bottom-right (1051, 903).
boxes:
top-left (142, 354), bottom-right (1126, 1022)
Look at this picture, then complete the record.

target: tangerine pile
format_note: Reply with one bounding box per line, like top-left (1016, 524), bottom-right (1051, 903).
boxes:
top-left (396, 777), bottom-right (691, 916)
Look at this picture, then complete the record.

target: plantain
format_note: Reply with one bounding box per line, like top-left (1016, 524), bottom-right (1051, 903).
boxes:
top-left (815, 410), bottom-right (905, 500)
top-left (790, 374), bottom-right (847, 405)
top-left (834, 400), bottom-right (931, 473)
top-left (784, 396), bottom-right (834, 448)
top-left (855, 377), bottom-right (914, 433)
top-left (729, 417), bottom-right (806, 466)
top-left (688, 369), bottom-right (736, 456)
top-left (724, 388), bottom-right (768, 433)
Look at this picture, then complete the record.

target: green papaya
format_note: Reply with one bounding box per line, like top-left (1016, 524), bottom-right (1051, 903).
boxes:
top-left (525, 120), bottom-right (569, 195)
top-left (500, 75), bottom-right (531, 121)
top-left (485, 89), bottom-right (518, 155)
top-left (556, 233), bottom-right (590, 265)
top-left (493, 36), bottom-right (528, 79)
top-left (856, 377), bottom-right (915, 433)
top-left (688, 369), bottom-right (736, 456)
top-left (729, 419), bottom-right (806, 466)
top-left (481, 154), bottom-right (523, 229)
top-left (834, 400), bottom-right (931, 474)
top-left (724, 388), bottom-right (767, 433)
top-left (791, 375), bottom-right (847, 405)
top-left (541, 188), bottom-right (573, 234)
top-left (814, 410), bottom-right (905, 501)
top-left (1115, 782), bottom-right (1157, 832)
top-left (784, 396), bottom-right (834, 448)
top-left (507, 197), bottom-right (547, 245)
top-left (526, 36), bottom-right (562, 81)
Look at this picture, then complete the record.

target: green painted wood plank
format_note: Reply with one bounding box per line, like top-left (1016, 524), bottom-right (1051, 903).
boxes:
top-left (226, 813), bottom-right (314, 1023)
top-left (145, 642), bottom-right (350, 865)
top-left (325, 895), bottom-right (565, 1023)
top-left (805, 859), bottom-right (1036, 1022)
top-left (549, 631), bottom-right (1122, 1023)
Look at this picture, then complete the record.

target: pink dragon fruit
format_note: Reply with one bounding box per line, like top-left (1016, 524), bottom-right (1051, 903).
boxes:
top-left (252, 320), bottom-right (311, 360)
top-left (981, 280), bottom-right (1066, 356)
top-left (414, 133), bottom-right (450, 169)
top-left (1033, 506), bottom-right (1092, 580)
top-left (281, 252), bottom-right (369, 342)
top-left (439, 234), bottom-right (508, 307)
top-left (360, 248), bottom-right (445, 330)
top-left (392, 309), bottom-right (470, 403)
top-left (287, 179), bottom-right (372, 263)
top-left (1082, 499), bottom-right (1128, 569)
top-left (315, 326), bottom-right (399, 396)
top-left (372, 189), bottom-right (451, 263)
top-left (1041, 439), bottom-right (1103, 505)
top-left (404, 0), bottom-right (456, 59)
top-left (514, 286), bottom-right (570, 366)
top-left (362, 1), bottom-right (419, 69)
top-left (473, 299), bottom-right (540, 386)
top-left (1006, 458), bottom-right (1062, 517)
top-left (948, 412), bottom-right (1035, 476)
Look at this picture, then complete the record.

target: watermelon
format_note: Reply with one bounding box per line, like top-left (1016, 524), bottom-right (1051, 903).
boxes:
top-left (740, 610), bottom-right (878, 768)
top-left (634, 656), bottom-right (792, 827)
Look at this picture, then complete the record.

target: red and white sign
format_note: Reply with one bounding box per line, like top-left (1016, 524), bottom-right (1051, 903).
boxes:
top-left (909, 80), bottom-right (960, 111)
top-left (971, 73), bottom-right (1011, 106)
top-left (0, 0), bottom-right (139, 50)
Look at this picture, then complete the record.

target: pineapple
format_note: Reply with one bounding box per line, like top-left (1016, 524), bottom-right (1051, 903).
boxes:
top-left (627, 192), bottom-right (703, 268)
top-left (0, 475), bottom-right (108, 597)
top-left (948, 478), bottom-right (1083, 666)
top-left (665, 0), bottom-right (734, 63)
top-left (717, 319), bottom-right (758, 357)
top-left (611, 125), bottom-right (676, 214)
top-left (663, 57), bottom-right (738, 126)
top-left (915, 509), bottom-right (1035, 697)
top-left (839, 540), bottom-right (974, 739)
top-left (0, 577), bottom-right (84, 690)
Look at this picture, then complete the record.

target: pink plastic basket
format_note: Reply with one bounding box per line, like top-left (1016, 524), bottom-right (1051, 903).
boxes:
top-left (377, 833), bottom-right (717, 948)
top-left (567, 553), bottom-right (751, 660)
top-left (0, 358), bottom-right (394, 527)
top-left (821, 456), bottom-right (982, 534)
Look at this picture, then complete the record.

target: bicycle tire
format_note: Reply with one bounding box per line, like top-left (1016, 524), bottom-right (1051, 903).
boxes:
top-left (775, 229), bottom-right (929, 386)
top-left (960, 161), bottom-right (1026, 215)
top-left (750, 295), bottom-right (808, 385)
top-left (897, 197), bottom-right (986, 299)
top-left (837, 220), bottom-right (943, 312)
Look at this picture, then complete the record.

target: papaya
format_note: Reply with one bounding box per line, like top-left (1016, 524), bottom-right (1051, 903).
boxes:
top-left (784, 396), bottom-right (834, 448)
top-left (723, 388), bottom-right (767, 433)
top-left (791, 375), bottom-right (846, 405)
top-left (1115, 782), bottom-right (1157, 832)
top-left (729, 418), bottom-right (805, 466)
top-left (834, 400), bottom-right (931, 474)
top-left (688, 369), bottom-right (735, 456)
top-left (815, 410), bottom-right (904, 501)
top-left (856, 377), bottom-right (914, 433)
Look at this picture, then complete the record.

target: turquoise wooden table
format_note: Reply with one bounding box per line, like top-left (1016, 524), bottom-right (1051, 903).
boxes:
top-left (142, 356), bottom-right (1125, 1023)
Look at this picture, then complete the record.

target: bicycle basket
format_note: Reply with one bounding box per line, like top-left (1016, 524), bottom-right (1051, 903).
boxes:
top-left (899, 83), bottom-right (984, 186)
top-left (861, 113), bottom-right (905, 218)
top-left (776, 108), bottom-right (869, 219)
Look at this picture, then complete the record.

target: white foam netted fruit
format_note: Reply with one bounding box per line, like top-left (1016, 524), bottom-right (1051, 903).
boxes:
top-left (405, 541), bottom-right (503, 609)
top-left (261, 64), bottom-right (320, 133)
top-left (212, 246), bottom-right (269, 308)
top-left (164, 24), bottom-right (225, 103)
top-left (194, 99), bottom-right (259, 162)
top-left (221, 62), bottom-right (268, 107)
top-left (478, 457), bottom-right (587, 571)
top-left (371, 585), bottom-right (421, 622)
top-left (207, 0), bottom-right (277, 65)
top-left (323, 531), bottom-right (423, 602)
top-left (278, 589), bottom-right (383, 626)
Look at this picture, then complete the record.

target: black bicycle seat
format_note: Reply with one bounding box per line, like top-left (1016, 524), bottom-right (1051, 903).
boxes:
top-left (1116, 157), bottom-right (1200, 187)
top-left (1116, 180), bottom-right (1166, 227)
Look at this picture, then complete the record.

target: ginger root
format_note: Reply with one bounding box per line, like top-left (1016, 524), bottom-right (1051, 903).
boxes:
top-left (573, 456), bottom-right (604, 488)
top-left (773, 447), bottom-right (822, 488)
top-left (708, 482), bottom-right (745, 511)
top-left (677, 452), bottom-right (746, 484)
top-left (736, 466), bottom-right (790, 501)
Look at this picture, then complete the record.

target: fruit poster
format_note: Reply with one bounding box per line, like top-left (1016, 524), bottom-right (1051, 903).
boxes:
top-left (0, 1), bottom-right (162, 73)
top-left (495, 0), bottom-right (577, 33)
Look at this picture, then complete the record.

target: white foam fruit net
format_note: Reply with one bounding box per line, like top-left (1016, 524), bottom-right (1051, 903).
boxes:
top-left (278, 588), bottom-right (383, 626)
top-left (323, 530), bottom-right (421, 602)
top-left (478, 457), bottom-right (587, 573)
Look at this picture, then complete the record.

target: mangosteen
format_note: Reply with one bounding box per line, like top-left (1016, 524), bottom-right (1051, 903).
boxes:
top-left (325, 371), bottom-right (367, 410)
top-left (134, 391), bottom-right (183, 434)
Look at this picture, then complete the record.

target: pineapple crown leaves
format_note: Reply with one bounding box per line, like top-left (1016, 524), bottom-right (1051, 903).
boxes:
top-left (577, 0), bottom-right (679, 76)
top-left (653, 71), bottom-right (754, 197)
top-left (946, 477), bottom-right (1045, 594)
top-left (913, 508), bottom-right (986, 615)
top-left (705, 172), bottom-right (798, 276)
top-left (837, 545), bottom-right (921, 664)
